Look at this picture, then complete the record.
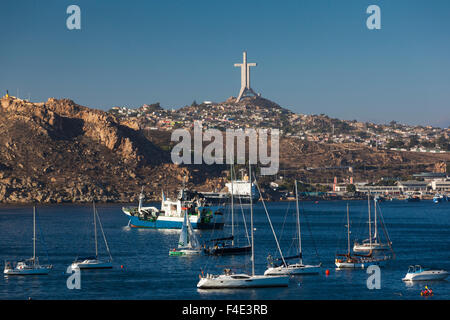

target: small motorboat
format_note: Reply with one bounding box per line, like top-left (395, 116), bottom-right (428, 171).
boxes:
top-left (402, 265), bottom-right (449, 281)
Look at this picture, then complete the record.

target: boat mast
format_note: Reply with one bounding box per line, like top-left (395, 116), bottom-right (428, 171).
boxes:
top-left (294, 180), bottom-right (302, 265)
top-left (249, 163), bottom-right (254, 276)
top-left (33, 206), bottom-right (36, 265)
top-left (231, 161), bottom-right (234, 246)
top-left (93, 201), bottom-right (98, 258)
top-left (346, 203), bottom-right (350, 256)
top-left (373, 198), bottom-right (378, 242)
top-left (368, 192), bottom-right (372, 252)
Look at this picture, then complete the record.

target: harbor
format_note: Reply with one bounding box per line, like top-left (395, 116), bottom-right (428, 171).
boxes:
top-left (0, 199), bottom-right (448, 299)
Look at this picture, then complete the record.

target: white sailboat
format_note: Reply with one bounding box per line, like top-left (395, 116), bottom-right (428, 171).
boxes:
top-left (203, 162), bottom-right (251, 255)
top-left (335, 204), bottom-right (390, 269)
top-left (70, 201), bottom-right (113, 269)
top-left (169, 210), bottom-right (202, 256)
top-left (197, 164), bottom-right (289, 289)
top-left (265, 180), bottom-right (321, 275)
top-left (4, 206), bottom-right (52, 276)
top-left (353, 195), bottom-right (392, 252)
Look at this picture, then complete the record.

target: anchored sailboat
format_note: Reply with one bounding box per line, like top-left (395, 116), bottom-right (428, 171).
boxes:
top-left (70, 201), bottom-right (113, 269)
top-left (197, 164), bottom-right (289, 289)
top-left (4, 206), bottom-right (52, 276)
top-left (169, 210), bottom-right (202, 256)
top-left (203, 163), bottom-right (251, 256)
top-left (335, 203), bottom-right (390, 269)
top-left (265, 180), bottom-right (321, 275)
top-left (353, 194), bottom-right (393, 252)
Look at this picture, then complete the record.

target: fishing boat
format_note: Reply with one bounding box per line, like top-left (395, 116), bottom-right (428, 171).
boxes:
top-left (70, 201), bottom-right (113, 269)
top-left (335, 204), bottom-right (390, 269)
top-left (203, 163), bottom-right (251, 256)
top-left (264, 180), bottom-right (321, 275)
top-left (402, 265), bottom-right (449, 281)
top-left (169, 210), bottom-right (202, 256)
top-left (4, 206), bottom-right (52, 276)
top-left (123, 184), bottom-right (224, 229)
top-left (353, 196), bottom-right (393, 252)
top-left (197, 164), bottom-right (289, 289)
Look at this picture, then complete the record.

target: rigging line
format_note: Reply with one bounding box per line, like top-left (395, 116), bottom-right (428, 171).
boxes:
top-left (35, 214), bottom-right (51, 264)
top-left (94, 206), bottom-right (113, 261)
top-left (335, 205), bottom-right (348, 256)
top-left (236, 184), bottom-right (251, 246)
top-left (254, 179), bottom-right (287, 268)
top-left (300, 201), bottom-right (321, 262)
top-left (376, 204), bottom-right (395, 258)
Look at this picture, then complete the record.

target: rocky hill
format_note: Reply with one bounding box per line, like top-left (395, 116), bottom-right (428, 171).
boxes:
top-left (0, 95), bottom-right (449, 204)
top-left (0, 96), bottom-right (213, 203)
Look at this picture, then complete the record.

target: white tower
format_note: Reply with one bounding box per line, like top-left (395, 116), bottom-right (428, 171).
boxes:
top-left (234, 51), bottom-right (258, 103)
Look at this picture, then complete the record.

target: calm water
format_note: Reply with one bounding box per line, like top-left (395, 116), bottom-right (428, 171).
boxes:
top-left (0, 200), bottom-right (448, 300)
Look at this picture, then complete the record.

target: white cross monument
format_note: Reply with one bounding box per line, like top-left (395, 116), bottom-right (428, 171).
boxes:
top-left (234, 51), bottom-right (259, 103)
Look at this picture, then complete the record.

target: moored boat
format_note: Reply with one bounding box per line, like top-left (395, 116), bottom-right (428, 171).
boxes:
top-left (197, 164), bottom-right (289, 289)
top-left (123, 185), bottom-right (224, 229)
top-left (4, 206), bottom-right (52, 276)
top-left (264, 180), bottom-right (321, 276)
top-left (71, 201), bottom-right (113, 270)
top-left (402, 265), bottom-right (449, 281)
top-left (169, 209), bottom-right (202, 256)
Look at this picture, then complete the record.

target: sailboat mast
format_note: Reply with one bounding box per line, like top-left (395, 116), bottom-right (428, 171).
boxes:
top-left (368, 192), bottom-right (372, 249)
top-left (231, 162), bottom-right (234, 246)
top-left (294, 180), bottom-right (302, 265)
top-left (346, 203), bottom-right (350, 256)
top-left (93, 201), bottom-right (98, 258)
top-left (249, 163), bottom-right (254, 276)
top-left (374, 198), bottom-right (378, 241)
top-left (33, 206), bottom-right (36, 264)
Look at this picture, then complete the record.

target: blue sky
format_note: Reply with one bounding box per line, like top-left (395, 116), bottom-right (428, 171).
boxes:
top-left (1, 0), bottom-right (449, 127)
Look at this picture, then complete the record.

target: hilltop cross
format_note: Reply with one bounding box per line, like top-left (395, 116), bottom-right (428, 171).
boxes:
top-left (234, 51), bottom-right (259, 102)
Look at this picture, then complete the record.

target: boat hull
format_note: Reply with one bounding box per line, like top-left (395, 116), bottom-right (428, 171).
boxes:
top-left (353, 243), bottom-right (390, 252)
top-left (197, 274), bottom-right (289, 289)
top-left (128, 214), bottom-right (224, 229)
top-left (71, 261), bottom-right (113, 269)
top-left (169, 249), bottom-right (202, 256)
top-left (264, 264), bottom-right (321, 275)
top-left (4, 266), bottom-right (51, 275)
top-left (402, 270), bottom-right (448, 281)
top-left (204, 245), bottom-right (251, 256)
top-left (335, 258), bottom-right (388, 269)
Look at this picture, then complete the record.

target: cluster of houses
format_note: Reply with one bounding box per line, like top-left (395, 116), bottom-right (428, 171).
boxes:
top-left (108, 100), bottom-right (449, 154)
top-left (333, 172), bottom-right (450, 198)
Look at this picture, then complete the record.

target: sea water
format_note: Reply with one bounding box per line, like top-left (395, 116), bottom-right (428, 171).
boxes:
top-left (0, 200), bottom-right (448, 300)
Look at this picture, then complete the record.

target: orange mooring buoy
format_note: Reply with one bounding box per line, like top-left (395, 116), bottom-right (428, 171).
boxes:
top-left (325, 269), bottom-right (330, 276)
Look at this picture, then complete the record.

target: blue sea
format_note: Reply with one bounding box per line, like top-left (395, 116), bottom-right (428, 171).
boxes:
top-left (0, 200), bottom-right (448, 300)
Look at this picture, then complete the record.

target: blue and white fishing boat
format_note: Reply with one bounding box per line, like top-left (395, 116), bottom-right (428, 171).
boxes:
top-left (123, 186), bottom-right (224, 229)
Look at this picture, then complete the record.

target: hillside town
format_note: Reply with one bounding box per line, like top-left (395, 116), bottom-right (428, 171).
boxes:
top-left (108, 97), bottom-right (450, 155)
